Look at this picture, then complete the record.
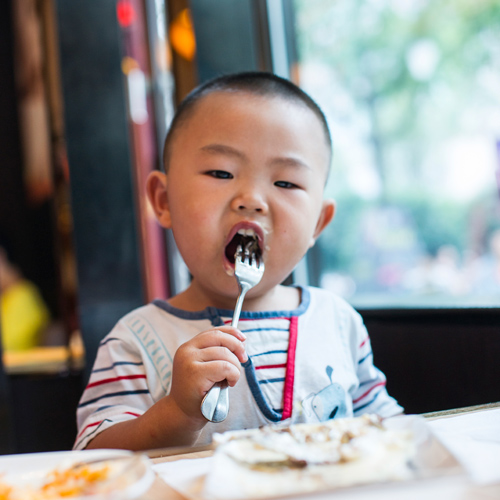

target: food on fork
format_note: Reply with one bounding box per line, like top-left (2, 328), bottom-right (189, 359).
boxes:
top-left (204, 414), bottom-right (417, 499)
top-left (225, 228), bottom-right (263, 268)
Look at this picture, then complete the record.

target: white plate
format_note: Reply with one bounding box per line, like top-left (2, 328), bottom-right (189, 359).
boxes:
top-left (154, 415), bottom-right (465, 500)
top-left (0, 449), bottom-right (156, 499)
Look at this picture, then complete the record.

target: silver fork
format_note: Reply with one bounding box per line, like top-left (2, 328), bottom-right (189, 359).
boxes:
top-left (200, 242), bottom-right (265, 422)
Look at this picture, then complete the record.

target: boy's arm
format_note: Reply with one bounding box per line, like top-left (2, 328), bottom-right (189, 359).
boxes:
top-left (349, 311), bottom-right (404, 418)
top-left (76, 324), bottom-right (247, 450)
top-left (84, 395), bottom-right (205, 450)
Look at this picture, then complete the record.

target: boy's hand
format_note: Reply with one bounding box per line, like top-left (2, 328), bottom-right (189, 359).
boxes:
top-left (169, 326), bottom-right (248, 420)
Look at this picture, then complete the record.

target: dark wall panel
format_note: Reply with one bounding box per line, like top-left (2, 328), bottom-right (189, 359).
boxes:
top-left (55, 0), bottom-right (144, 381)
top-left (190, 0), bottom-right (265, 82)
top-left (364, 312), bottom-right (500, 414)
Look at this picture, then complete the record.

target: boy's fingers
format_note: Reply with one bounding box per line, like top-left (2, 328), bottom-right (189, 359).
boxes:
top-left (201, 360), bottom-right (242, 387)
top-left (201, 326), bottom-right (246, 342)
top-left (193, 329), bottom-right (247, 362)
top-left (198, 346), bottom-right (244, 367)
top-left (219, 325), bottom-right (246, 341)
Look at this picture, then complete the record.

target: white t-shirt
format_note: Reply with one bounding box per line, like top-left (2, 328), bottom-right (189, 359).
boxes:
top-left (74, 286), bottom-right (403, 450)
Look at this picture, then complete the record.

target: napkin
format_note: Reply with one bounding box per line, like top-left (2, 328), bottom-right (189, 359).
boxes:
top-left (428, 407), bottom-right (500, 485)
top-left (153, 457), bottom-right (212, 498)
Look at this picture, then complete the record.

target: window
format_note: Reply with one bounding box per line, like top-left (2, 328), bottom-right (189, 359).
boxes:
top-left (294, 0), bottom-right (500, 308)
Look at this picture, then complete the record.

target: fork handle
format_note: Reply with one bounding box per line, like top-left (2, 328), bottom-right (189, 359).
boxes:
top-left (201, 284), bottom-right (250, 422)
top-left (231, 283), bottom-right (250, 328)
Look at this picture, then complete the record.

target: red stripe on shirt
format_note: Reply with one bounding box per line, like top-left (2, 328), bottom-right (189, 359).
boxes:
top-left (76, 411), bottom-right (140, 440)
top-left (223, 317), bottom-right (291, 324)
top-left (281, 316), bottom-right (298, 420)
top-left (223, 318), bottom-right (256, 324)
top-left (77, 419), bottom-right (103, 439)
top-left (86, 374), bottom-right (146, 390)
top-left (359, 337), bottom-right (370, 348)
top-left (353, 381), bottom-right (386, 404)
top-left (255, 363), bottom-right (287, 370)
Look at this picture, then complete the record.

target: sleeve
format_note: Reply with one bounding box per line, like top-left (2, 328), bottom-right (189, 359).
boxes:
top-left (73, 321), bottom-right (155, 450)
top-left (349, 311), bottom-right (404, 418)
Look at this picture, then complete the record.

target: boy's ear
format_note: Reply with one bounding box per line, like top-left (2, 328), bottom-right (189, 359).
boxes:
top-left (146, 171), bottom-right (172, 228)
top-left (309, 198), bottom-right (335, 247)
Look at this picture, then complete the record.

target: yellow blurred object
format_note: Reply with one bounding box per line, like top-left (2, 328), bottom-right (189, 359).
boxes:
top-left (169, 8), bottom-right (196, 61)
top-left (1, 280), bottom-right (50, 352)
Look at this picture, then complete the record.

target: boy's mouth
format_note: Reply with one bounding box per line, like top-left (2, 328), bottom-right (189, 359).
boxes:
top-left (225, 228), bottom-right (262, 265)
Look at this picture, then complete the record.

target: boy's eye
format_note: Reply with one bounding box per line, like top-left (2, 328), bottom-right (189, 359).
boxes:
top-left (206, 170), bottom-right (233, 179)
top-left (275, 180), bottom-right (298, 189)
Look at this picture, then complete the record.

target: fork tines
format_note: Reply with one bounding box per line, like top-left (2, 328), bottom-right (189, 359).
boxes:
top-left (235, 243), bottom-right (261, 267)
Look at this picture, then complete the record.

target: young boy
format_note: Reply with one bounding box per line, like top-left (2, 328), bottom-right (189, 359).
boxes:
top-left (74, 72), bottom-right (402, 451)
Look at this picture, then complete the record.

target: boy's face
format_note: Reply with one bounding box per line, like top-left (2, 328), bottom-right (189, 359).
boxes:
top-left (148, 91), bottom-right (334, 307)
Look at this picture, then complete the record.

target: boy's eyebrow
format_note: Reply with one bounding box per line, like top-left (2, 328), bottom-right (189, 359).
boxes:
top-left (200, 143), bottom-right (313, 171)
top-left (200, 143), bottom-right (246, 159)
top-left (270, 156), bottom-right (313, 172)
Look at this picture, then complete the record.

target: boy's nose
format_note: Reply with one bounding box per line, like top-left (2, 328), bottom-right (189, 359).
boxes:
top-left (232, 190), bottom-right (269, 214)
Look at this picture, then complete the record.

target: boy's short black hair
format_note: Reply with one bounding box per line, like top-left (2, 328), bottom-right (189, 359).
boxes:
top-left (162, 71), bottom-right (332, 172)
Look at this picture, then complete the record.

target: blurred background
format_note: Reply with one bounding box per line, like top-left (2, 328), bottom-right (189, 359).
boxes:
top-left (0, 0), bottom-right (499, 454)
top-left (296, 0), bottom-right (500, 308)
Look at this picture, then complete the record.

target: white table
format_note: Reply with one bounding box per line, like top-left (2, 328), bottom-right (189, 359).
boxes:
top-left (151, 405), bottom-right (500, 500)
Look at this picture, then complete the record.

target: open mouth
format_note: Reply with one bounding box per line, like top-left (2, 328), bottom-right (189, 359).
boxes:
top-left (225, 229), bottom-right (262, 265)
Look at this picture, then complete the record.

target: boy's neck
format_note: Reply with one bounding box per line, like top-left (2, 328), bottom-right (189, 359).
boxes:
top-left (167, 283), bottom-right (301, 313)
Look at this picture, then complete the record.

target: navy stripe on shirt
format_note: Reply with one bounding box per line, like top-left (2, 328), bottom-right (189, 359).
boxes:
top-left (358, 352), bottom-right (373, 364)
top-left (92, 361), bottom-right (144, 373)
top-left (354, 388), bottom-right (382, 412)
top-left (78, 390), bottom-right (150, 408)
top-left (251, 349), bottom-right (288, 358)
top-left (259, 377), bottom-right (286, 385)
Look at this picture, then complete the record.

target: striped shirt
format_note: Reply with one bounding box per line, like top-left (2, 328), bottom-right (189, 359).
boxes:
top-left (74, 286), bottom-right (403, 449)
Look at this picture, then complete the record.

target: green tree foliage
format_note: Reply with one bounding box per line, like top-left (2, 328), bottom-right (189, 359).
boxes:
top-left (294, 0), bottom-right (500, 297)
top-left (295, 0), bottom-right (500, 191)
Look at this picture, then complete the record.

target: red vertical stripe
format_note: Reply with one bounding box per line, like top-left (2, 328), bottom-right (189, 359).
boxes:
top-left (281, 316), bottom-right (298, 420)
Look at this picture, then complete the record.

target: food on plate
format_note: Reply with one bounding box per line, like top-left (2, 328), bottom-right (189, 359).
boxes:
top-left (0, 462), bottom-right (111, 500)
top-left (0, 456), bottom-right (149, 500)
top-left (204, 414), bottom-right (417, 498)
top-left (0, 481), bottom-right (13, 500)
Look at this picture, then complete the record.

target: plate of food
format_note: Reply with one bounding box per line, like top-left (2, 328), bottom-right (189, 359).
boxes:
top-left (156, 414), bottom-right (464, 500)
top-left (0, 449), bottom-right (155, 500)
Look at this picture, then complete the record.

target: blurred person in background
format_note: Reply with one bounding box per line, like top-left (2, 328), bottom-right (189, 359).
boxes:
top-left (0, 235), bottom-right (50, 352)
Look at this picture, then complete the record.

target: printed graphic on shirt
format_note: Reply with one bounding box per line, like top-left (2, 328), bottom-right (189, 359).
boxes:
top-left (124, 313), bottom-right (174, 394)
top-left (301, 365), bottom-right (347, 421)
